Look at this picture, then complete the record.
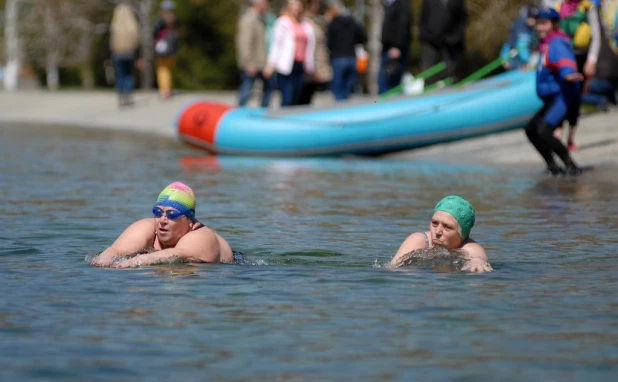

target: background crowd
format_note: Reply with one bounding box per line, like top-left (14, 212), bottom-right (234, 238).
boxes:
top-left (2, 0), bottom-right (617, 114)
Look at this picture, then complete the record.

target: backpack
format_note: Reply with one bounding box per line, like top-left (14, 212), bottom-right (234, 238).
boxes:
top-left (557, 0), bottom-right (594, 49)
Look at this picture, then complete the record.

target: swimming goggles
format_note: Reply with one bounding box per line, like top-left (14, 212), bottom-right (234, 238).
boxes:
top-left (152, 207), bottom-right (194, 220)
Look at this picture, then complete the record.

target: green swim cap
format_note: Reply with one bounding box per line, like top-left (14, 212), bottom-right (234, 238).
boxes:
top-left (434, 196), bottom-right (475, 240)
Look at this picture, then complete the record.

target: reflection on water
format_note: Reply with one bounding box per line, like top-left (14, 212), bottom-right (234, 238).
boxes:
top-left (1, 125), bottom-right (618, 380)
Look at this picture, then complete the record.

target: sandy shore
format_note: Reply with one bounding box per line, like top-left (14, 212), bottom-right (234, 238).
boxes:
top-left (1, 88), bottom-right (616, 167)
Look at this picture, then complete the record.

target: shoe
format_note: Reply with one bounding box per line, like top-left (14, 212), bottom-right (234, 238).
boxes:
top-left (565, 165), bottom-right (582, 176)
top-left (567, 142), bottom-right (580, 151)
top-left (545, 165), bottom-right (565, 176)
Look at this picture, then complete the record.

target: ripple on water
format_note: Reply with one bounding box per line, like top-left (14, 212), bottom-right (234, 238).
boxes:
top-left (1, 125), bottom-right (618, 380)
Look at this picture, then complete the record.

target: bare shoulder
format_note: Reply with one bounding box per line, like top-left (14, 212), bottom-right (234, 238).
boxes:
top-left (176, 225), bottom-right (233, 263)
top-left (395, 232), bottom-right (429, 254)
top-left (113, 218), bottom-right (156, 245)
top-left (461, 239), bottom-right (488, 262)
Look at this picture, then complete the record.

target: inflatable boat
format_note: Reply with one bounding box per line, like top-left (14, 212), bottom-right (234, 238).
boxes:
top-left (176, 70), bottom-right (542, 157)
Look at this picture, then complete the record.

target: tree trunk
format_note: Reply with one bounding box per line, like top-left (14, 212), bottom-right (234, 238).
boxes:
top-left (138, 0), bottom-right (154, 90)
top-left (3, 0), bottom-right (21, 91)
top-left (354, 0), bottom-right (365, 23)
top-left (368, 0), bottom-right (383, 96)
top-left (44, 1), bottom-right (60, 90)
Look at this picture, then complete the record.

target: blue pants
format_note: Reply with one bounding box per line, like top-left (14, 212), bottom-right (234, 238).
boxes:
top-left (582, 78), bottom-right (617, 107)
top-left (238, 70), bottom-right (274, 107)
top-left (277, 62), bottom-right (305, 107)
top-left (331, 57), bottom-right (357, 101)
top-left (113, 58), bottom-right (135, 95)
top-left (378, 50), bottom-right (407, 95)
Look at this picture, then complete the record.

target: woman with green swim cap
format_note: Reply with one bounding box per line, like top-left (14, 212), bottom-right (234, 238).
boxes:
top-left (390, 196), bottom-right (492, 273)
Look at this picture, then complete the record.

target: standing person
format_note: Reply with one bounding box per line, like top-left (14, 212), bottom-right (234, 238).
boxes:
top-left (500, 5), bottom-right (539, 71)
top-left (419, 0), bottom-right (468, 84)
top-left (236, 0), bottom-right (273, 108)
top-left (326, 0), bottom-right (367, 101)
top-left (378, 0), bottom-right (411, 94)
top-left (582, 1), bottom-right (618, 109)
top-left (525, 8), bottom-right (584, 176)
top-left (108, 3), bottom-right (141, 108)
top-left (553, 0), bottom-right (602, 151)
top-left (153, 0), bottom-right (179, 100)
top-left (298, 0), bottom-right (333, 105)
top-left (263, 0), bottom-right (315, 107)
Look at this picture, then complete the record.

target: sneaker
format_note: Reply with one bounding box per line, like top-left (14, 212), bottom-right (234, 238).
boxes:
top-left (567, 142), bottom-right (580, 151)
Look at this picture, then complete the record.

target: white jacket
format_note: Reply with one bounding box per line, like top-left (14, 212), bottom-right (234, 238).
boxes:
top-left (267, 15), bottom-right (315, 75)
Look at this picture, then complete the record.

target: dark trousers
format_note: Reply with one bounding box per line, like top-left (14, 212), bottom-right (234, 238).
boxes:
top-left (525, 98), bottom-right (576, 169)
top-left (238, 70), bottom-right (274, 107)
top-left (563, 53), bottom-right (587, 127)
top-left (277, 62), bottom-right (305, 107)
top-left (421, 42), bottom-right (462, 84)
top-left (331, 57), bottom-right (358, 101)
top-left (113, 57), bottom-right (135, 95)
top-left (378, 49), bottom-right (408, 94)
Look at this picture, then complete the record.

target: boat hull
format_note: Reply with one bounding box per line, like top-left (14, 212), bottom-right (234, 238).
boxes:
top-left (177, 70), bottom-right (542, 157)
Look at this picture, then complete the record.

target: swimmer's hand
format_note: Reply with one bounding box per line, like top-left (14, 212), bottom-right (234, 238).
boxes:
top-left (461, 259), bottom-right (493, 273)
top-left (113, 254), bottom-right (154, 268)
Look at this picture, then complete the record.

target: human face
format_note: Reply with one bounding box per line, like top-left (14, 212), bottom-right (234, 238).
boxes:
top-left (287, 0), bottom-right (303, 20)
top-left (535, 18), bottom-right (553, 39)
top-left (429, 211), bottom-right (463, 250)
top-left (153, 206), bottom-right (192, 247)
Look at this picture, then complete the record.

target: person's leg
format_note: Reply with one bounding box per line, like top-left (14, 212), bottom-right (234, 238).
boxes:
top-left (565, 53), bottom-right (588, 150)
top-left (121, 59), bottom-right (135, 105)
top-left (378, 50), bottom-right (390, 95)
top-left (343, 57), bottom-right (358, 101)
top-left (421, 43), bottom-right (442, 84)
top-left (331, 58), bottom-right (346, 101)
top-left (155, 56), bottom-right (174, 99)
top-left (278, 72), bottom-right (294, 107)
top-left (298, 79), bottom-right (316, 105)
top-left (238, 71), bottom-right (256, 107)
top-left (291, 63), bottom-right (305, 106)
top-left (442, 47), bottom-right (461, 83)
top-left (538, 96), bottom-right (581, 175)
top-left (525, 104), bottom-right (562, 174)
top-left (260, 73), bottom-right (274, 108)
top-left (113, 57), bottom-right (127, 105)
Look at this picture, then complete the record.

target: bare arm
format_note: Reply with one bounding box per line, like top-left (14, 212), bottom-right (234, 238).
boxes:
top-left (114, 227), bottom-right (221, 268)
top-left (461, 241), bottom-right (492, 273)
top-left (92, 219), bottom-right (155, 267)
top-left (390, 232), bottom-right (428, 267)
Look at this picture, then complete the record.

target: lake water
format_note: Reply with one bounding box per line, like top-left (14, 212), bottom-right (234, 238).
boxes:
top-left (1, 125), bottom-right (618, 381)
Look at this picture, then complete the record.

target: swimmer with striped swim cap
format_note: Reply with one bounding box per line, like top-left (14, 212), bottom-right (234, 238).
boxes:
top-left (390, 196), bottom-right (492, 272)
top-left (92, 182), bottom-right (236, 268)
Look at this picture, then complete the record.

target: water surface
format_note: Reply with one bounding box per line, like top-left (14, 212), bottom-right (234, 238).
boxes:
top-left (1, 125), bottom-right (618, 381)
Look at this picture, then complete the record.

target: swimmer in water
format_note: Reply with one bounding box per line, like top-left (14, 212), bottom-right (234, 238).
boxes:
top-left (390, 196), bottom-right (492, 273)
top-left (92, 182), bottom-right (239, 268)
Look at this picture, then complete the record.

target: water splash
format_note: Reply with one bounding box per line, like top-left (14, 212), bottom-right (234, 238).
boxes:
top-left (383, 247), bottom-right (468, 272)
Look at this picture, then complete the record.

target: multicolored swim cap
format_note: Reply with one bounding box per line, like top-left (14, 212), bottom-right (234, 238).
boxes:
top-left (154, 182), bottom-right (196, 217)
top-left (434, 196), bottom-right (475, 240)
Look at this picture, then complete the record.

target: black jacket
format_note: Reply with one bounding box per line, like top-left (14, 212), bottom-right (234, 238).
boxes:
top-left (419, 0), bottom-right (468, 49)
top-left (327, 15), bottom-right (367, 59)
top-left (381, 0), bottom-right (411, 52)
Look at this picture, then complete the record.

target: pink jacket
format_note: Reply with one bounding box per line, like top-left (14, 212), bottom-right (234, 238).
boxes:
top-left (267, 15), bottom-right (315, 75)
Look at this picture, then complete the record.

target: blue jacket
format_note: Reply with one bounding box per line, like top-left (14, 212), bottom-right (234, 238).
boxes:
top-left (501, 13), bottom-right (535, 68)
top-left (536, 33), bottom-right (580, 101)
